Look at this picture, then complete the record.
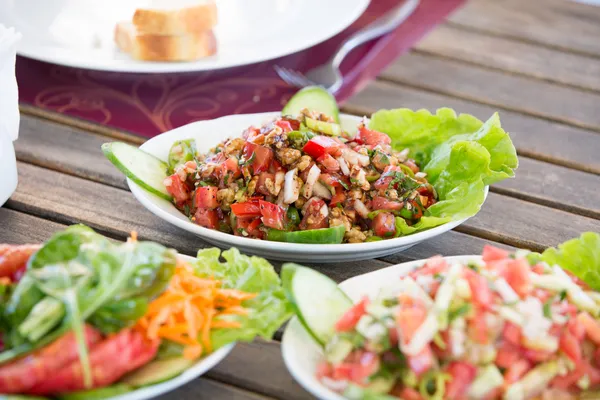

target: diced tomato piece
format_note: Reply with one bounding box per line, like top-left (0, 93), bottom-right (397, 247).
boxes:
top-left (0, 244), bottom-right (39, 281)
top-left (319, 173), bottom-right (348, 189)
top-left (552, 362), bottom-right (587, 390)
top-left (409, 256), bottom-right (448, 280)
top-left (578, 312), bottom-right (600, 345)
top-left (234, 217), bottom-right (262, 238)
top-left (371, 196), bottom-right (403, 211)
top-left (242, 126), bottom-right (260, 140)
top-left (349, 351), bottom-right (380, 383)
top-left (531, 264), bottom-right (546, 274)
top-left (502, 258), bottom-right (532, 297)
top-left (404, 159), bottom-right (420, 174)
top-left (299, 198), bottom-right (328, 230)
top-left (588, 362), bottom-right (600, 386)
top-left (231, 198), bottom-right (262, 217)
top-left (274, 119), bottom-right (293, 133)
top-left (482, 245), bottom-right (510, 262)
top-left (302, 136), bottom-right (342, 159)
top-left (504, 359), bottom-right (531, 384)
top-left (331, 363), bottom-right (353, 380)
top-left (354, 125), bottom-right (391, 146)
top-left (391, 387), bottom-right (424, 400)
top-left (567, 318), bottom-right (586, 341)
top-left (164, 174), bottom-right (191, 204)
top-left (372, 212), bottom-right (396, 238)
top-left (193, 208), bottom-right (219, 229)
top-left (502, 322), bottom-right (522, 346)
top-left (317, 154), bottom-right (340, 172)
top-left (445, 361), bottom-right (477, 400)
top-left (464, 268), bottom-right (493, 309)
top-left (560, 331), bottom-right (582, 364)
top-left (270, 159), bottom-right (284, 172)
top-left (483, 388), bottom-right (504, 400)
top-left (242, 142), bottom-right (273, 173)
top-left (194, 186), bottom-right (219, 210)
top-left (219, 157), bottom-right (241, 185)
top-left (524, 348), bottom-right (554, 363)
top-left (335, 297), bottom-right (369, 332)
top-left (247, 217), bottom-right (264, 238)
top-left (495, 341), bottom-right (522, 369)
top-left (0, 326), bottom-right (102, 394)
top-left (396, 296), bottom-right (428, 343)
top-left (373, 165), bottom-right (402, 190)
top-left (258, 200), bottom-right (286, 230)
top-left (316, 362), bottom-right (333, 380)
top-left (470, 308), bottom-right (489, 344)
top-left (406, 346), bottom-right (434, 377)
top-left (256, 172), bottom-right (275, 196)
top-left (329, 188), bottom-right (346, 207)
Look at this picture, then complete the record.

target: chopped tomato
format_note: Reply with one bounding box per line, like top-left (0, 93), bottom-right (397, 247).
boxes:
top-left (234, 217), bottom-right (262, 238)
top-left (578, 312), bottom-right (600, 345)
top-left (316, 154), bottom-right (340, 172)
top-left (274, 119), bottom-right (293, 133)
top-left (165, 174), bottom-right (190, 204)
top-left (568, 318), bottom-right (586, 340)
top-left (319, 173), bottom-right (348, 189)
top-left (349, 351), bottom-right (380, 383)
top-left (470, 308), bottom-right (488, 344)
top-left (531, 264), bottom-right (546, 274)
top-left (335, 297), bottom-right (369, 332)
top-left (331, 363), bottom-right (353, 380)
top-left (464, 268), bottom-right (493, 309)
top-left (404, 159), bottom-right (420, 174)
top-left (242, 142), bottom-right (273, 173)
top-left (560, 331), bottom-right (582, 364)
top-left (552, 361), bottom-right (587, 390)
top-left (219, 157), bottom-right (241, 185)
top-left (194, 209), bottom-right (218, 229)
top-left (280, 117), bottom-right (300, 131)
top-left (524, 348), bottom-right (554, 363)
top-left (502, 322), bottom-right (522, 346)
top-left (504, 359), bottom-right (531, 384)
top-left (502, 258), bottom-right (532, 297)
top-left (231, 198), bottom-right (262, 217)
top-left (371, 196), bottom-right (403, 211)
top-left (391, 387), bottom-right (424, 400)
top-left (302, 136), bottom-right (342, 159)
top-left (270, 159), bottom-right (284, 172)
top-left (354, 125), bottom-right (391, 146)
top-left (445, 361), bottom-right (477, 399)
top-left (329, 188), bottom-right (346, 207)
top-left (406, 345), bottom-right (434, 377)
top-left (373, 165), bottom-right (402, 190)
top-left (247, 217), bottom-right (264, 239)
top-left (256, 172), bottom-right (275, 196)
top-left (259, 200), bottom-right (286, 230)
top-left (315, 362), bottom-right (332, 380)
top-left (482, 245), bottom-right (510, 262)
top-left (495, 341), bottom-right (522, 369)
top-left (299, 198), bottom-right (328, 230)
top-left (194, 186), bottom-right (218, 210)
top-left (396, 296), bottom-right (427, 343)
top-left (0, 244), bottom-right (40, 281)
top-left (372, 212), bottom-right (396, 238)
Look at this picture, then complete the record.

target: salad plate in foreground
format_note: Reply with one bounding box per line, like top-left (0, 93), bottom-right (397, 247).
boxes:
top-left (281, 233), bottom-right (600, 399)
top-left (104, 88), bottom-right (516, 262)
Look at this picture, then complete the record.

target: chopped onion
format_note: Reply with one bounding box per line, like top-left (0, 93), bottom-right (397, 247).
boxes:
top-left (356, 152), bottom-right (370, 167)
top-left (163, 176), bottom-right (173, 187)
top-left (494, 277), bottom-right (520, 304)
top-left (337, 156), bottom-right (350, 176)
top-left (302, 164), bottom-right (321, 198)
top-left (283, 168), bottom-right (299, 204)
top-left (499, 306), bottom-right (524, 326)
top-left (415, 172), bottom-right (427, 179)
top-left (397, 148), bottom-right (410, 162)
top-left (353, 199), bottom-right (369, 218)
top-left (319, 203), bottom-right (329, 218)
top-left (312, 181), bottom-right (332, 199)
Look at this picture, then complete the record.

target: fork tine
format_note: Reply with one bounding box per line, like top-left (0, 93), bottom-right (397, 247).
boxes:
top-left (274, 65), bottom-right (300, 88)
top-left (274, 65), bottom-right (315, 88)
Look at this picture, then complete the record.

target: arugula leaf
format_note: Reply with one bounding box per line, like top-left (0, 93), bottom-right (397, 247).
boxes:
top-left (193, 248), bottom-right (293, 350)
top-left (369, 108), bottom-right (517, 236)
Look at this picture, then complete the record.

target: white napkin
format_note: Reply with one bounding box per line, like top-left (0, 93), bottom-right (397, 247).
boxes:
top-left (0, 24), bottom-right (21, 142)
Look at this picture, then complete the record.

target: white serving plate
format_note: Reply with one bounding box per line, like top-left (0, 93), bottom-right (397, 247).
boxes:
top-left (0, 131), bottom-right (17, 207)
top-left (130, 112), bottom-right (487, 262)
top-left (281, 255), bottom-right (481, 400)
top-left (0, 0), bottom-right (369, 73)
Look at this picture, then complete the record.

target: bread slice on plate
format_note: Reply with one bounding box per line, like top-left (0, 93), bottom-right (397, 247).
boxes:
top-left (132, 0), bottom-right (217, 35)
top-left (114, 21), bottom-right (216, 62)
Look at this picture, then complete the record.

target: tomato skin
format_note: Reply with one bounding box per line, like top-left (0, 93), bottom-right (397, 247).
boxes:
top-left (335, 297), bottom-right (369, 332)
top-left (560, 331), bottom-right (582, 364)
top-left (371, 196), bottom-right (403, 211)
top-left (579, 312), bottom-right (600, 345)
top-left (502, 322), bottom-right (522, 346)
top-left (302, 136), bottom-right (341, 159)
top-left (482, 245), bottom-right (510, 262)
top-left (165, 174), bottom-right (191, 204)
top-left (194, 208), bottom-right (219, 229)
top-left (349, 351), bottom-right (380, 383)
top-left (28, 329), bottom-right (158, 395)
top-left (524, 348), bottom-right (554, 363)
top-left (567, 317), bottom-right (586, 340)
top-left (495, 341), bottom-right (522, 369)
top-left (195, 186), bottom-right (219, 210)
top-left (445, 361), bottom-right (477, 400)
top-left (373, 165), bottom-right (402, 190)
top-left (242, 142), bottom-right (273, 173)
top-left (219, 157), bottom-right (241, 186)
top-left (354, 125), bottom-right (391, 146)
top-left (504, 359), bottom-right (531, 384)
top-left (502, 258), bottom-right (532, 297)
top-left (316, 154), bottom-right (340, 172)
top-left (0, 244), bottom-right (40, 281)
top-left (470, 308), bottom-right (489, 344)
top-left (372, 212), bottom-right (396, 238)
top-left (259, 200), bottom-right (286, 230)
top-left (406, 345), bottom-right (434, 377)
top-left (0, 326), bottom-right (102, 394)
top-left (464, 268), bottom-right (493, 309)
top-left (231, 198), bottom-right (262, 217)
top-left (274, 120), bottom-right (293, 133)
top-left (299, 198), bottom-right (328, 230)
top-left (329, 188), bottom-right (346, 207)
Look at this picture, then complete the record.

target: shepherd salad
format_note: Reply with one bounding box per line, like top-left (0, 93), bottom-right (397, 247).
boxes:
top-left (282, 232), bottom-right (600, 400)
top-left (0, 225), bottom-right (292, 399)
top-left (103, 87), bottom-right (518, 245)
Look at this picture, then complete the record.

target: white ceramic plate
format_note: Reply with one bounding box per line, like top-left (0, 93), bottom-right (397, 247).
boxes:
top-left (281, 255), bottom-right (481, 400)
top-left (0, 0), bottom-right (369, 73)
top-left (130, 112), bottom-right (488, 262)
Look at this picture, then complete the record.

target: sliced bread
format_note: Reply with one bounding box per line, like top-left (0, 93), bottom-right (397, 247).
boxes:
top-left (132, 0), bottom-right (217, 35)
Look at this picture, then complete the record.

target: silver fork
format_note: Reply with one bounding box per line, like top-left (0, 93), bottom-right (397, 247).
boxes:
top-left (274, 0), bottom-right (420, 93)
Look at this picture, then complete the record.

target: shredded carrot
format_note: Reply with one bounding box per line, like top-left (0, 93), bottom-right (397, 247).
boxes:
top-left (135, 258), bottom-right (257, 360)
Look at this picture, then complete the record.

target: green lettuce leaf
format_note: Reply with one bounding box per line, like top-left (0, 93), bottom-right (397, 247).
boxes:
top-left (536, 232), bottom-right (600, 290)
top-left (193, 248), bottom-right (293, 350)
top-left (369, 108), bottom-right (518, 236)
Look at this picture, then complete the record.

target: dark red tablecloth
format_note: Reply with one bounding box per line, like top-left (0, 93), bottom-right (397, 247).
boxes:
top-left (17, 0), bottom-right (464, 138)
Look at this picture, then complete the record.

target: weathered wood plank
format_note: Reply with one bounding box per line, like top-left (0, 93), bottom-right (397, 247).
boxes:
top-left (448, 0), bottom-right (600, 57)
top-left (154, 378), bottom-right (274, 400)
top-left (343, 80), bottom-right (600, 174)
top-left (0, 207), bottom-right (67, 244)
top-left (415, 24), bottom-right (600, 92)
top-left (381, 52), bottom-right (600, 132)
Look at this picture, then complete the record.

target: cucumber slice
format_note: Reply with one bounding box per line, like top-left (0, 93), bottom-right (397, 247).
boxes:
top-left (121, 356), bottom-right (194, 387)
top-left (282, 86), bottom-right (340, 123)
top-left (57, 384), bottom-right (132, 400)
top-left (281, 263), bottom-right (352, 346)
top-left (102, 142), bottom-right (172, 201)
top-left (267, 225), bottom-right (345, 244)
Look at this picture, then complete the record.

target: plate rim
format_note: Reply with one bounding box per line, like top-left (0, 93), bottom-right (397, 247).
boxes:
top-left (280, 254), bottom-right (483, 400)
top-left (128, 111), bottom-right (487, 256)
top-left (9, 0), bottom-right (370, 73)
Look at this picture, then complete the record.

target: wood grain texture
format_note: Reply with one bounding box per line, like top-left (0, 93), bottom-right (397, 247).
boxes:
top-left (154, 378), bottom-right (274, 400)
top-left (415, 24), bottom-right (600, 92)
top-left (0, 208), bottom-right (67, 244)
top-left (381, 52), bottom-right (600, 132)
top-left (343, 80), bottom-right (600, 174)
top-left (449, 0), bottom-right (600, 57)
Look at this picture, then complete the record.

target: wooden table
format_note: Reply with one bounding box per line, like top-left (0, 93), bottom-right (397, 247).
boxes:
top-left (4, 0), bottom-right (600, 398)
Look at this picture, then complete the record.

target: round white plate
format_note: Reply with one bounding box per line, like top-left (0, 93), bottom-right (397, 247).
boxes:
top-left (281, 255), bottom-right (481, 400)
top-left (130, 112), bottom-right (488, 262)
top-left (0, 0), bottom-right (369, 73)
